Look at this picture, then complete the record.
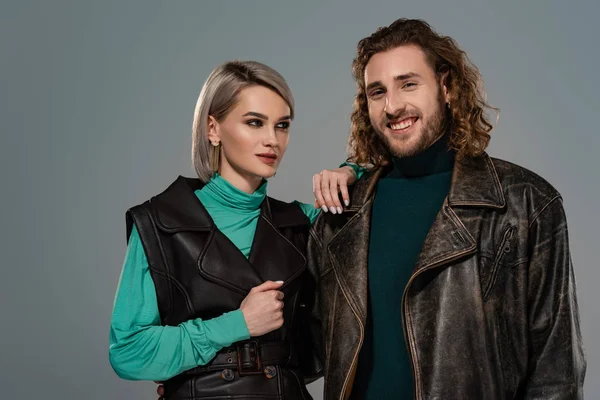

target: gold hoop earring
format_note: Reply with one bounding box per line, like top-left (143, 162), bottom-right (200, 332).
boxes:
top-left (211, 142), bottom-right (221, 175)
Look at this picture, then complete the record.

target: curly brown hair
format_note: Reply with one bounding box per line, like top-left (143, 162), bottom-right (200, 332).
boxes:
top-left (348, 18), bottom-right (497, 167)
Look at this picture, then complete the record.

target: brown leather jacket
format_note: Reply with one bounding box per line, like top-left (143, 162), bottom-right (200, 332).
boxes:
top-left (306, 154), bottom-right (586, 400)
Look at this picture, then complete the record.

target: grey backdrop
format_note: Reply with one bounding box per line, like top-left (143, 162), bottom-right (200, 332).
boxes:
top-left (1, 1), bottom-right (598, 398)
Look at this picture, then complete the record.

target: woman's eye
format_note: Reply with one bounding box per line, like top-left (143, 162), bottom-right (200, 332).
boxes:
top-left (247, 119), bottom-right (263, 127)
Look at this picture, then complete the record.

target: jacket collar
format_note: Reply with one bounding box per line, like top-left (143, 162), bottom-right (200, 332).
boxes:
top-left (346, 152), bottom-right (505, 212)
top-left (447, 154), bottom-right (505, 209)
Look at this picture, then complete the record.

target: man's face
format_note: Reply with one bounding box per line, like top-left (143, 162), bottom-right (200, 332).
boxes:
top-left (364, 44), bottom-right (449, 158)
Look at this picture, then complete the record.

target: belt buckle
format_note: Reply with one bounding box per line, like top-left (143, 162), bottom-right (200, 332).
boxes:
top-left (236, 341), bottom-right (262, 376)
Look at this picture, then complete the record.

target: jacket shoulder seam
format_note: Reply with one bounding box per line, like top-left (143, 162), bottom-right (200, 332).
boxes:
top-left (528, 194), bottom-right (562, 229)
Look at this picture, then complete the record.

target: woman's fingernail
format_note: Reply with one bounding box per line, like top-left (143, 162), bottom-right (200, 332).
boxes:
top-left (337, 207), bottom-right (342, 214)
top-left (321, 205), bottom-right (328, 212)
top-left (329, 207), bottom-right (336, 214)
top-left (344, 199), bottom-right (349, 206)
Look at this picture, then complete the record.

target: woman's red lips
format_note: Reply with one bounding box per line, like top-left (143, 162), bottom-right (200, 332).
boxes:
top-left (256, 153), bottom-right (278, 165)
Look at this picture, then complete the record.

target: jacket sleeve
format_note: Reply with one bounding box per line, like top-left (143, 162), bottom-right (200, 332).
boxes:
top-left (109, 224), bottom-right (250, 381)
top-left (524, 196), bottom-right (586, 399)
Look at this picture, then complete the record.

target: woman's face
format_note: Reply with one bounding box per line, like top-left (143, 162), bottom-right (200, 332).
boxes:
top-left (208, 85), bottom-right (292, 191)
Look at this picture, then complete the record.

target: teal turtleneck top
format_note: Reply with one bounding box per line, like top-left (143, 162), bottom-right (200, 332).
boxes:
top-left (109, 174), bottom-right (322, 381)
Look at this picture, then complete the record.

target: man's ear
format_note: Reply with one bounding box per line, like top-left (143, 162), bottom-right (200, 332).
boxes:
top-left (439, 71), bottom-right (451, 104)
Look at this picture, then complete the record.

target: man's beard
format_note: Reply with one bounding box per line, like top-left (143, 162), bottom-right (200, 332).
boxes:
top-left (372, 92), bottom-right (448, 158)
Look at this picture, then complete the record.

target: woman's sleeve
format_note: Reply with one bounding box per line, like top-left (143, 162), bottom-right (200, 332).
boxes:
top-left (293, 201), bottom-right (321, 226)
top-left (108, 225), bottom-right (250, 381)
top-left (339, 161), bottom-right (366, 179)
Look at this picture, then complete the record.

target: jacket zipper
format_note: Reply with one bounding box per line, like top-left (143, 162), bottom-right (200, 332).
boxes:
top-left (482, 226), bottom-right (514, 301)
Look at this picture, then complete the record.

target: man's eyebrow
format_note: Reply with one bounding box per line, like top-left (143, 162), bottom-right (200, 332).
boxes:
top-left (366, 81), bottom-right (383, 92)
top-left (366, 72), bottom-right (422, 92)
top-left (395, 72), bottom-right (421, 81)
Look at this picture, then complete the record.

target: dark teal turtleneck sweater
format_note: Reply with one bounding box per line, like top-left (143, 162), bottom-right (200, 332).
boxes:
top-left (351, 135), bottom-right (455, 399)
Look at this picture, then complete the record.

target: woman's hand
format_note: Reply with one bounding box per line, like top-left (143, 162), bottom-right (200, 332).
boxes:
top-left (240, 281), bottom-right (285, 337)
top-left (313, 166), bottom-right (357, 214)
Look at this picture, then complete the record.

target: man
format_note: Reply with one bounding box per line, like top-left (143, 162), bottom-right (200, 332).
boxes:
top-left (309, 18), bottom-right (585, 399)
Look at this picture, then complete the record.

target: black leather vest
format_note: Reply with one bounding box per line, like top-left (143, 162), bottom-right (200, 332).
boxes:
top-left (126, 176), bottom-right (319, 400)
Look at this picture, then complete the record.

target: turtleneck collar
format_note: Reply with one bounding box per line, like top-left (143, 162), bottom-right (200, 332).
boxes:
top-left (200, 173), bottom-right (267, 212)
top-left (386, 132), bottom-right (455, 179)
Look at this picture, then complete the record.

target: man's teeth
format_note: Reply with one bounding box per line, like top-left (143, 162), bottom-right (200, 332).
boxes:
top-left (390, 118), bottom-right (415, 130)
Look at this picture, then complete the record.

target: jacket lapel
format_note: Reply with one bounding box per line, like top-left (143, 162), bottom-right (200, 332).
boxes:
top-left (327, 168), bottom-right (384, 321)
top-left (414, 155), bottom-right (506, 272)
top-left (413, 200), bottom-right (477, 273)
top-left (151, 176), bottom-right (262, 295)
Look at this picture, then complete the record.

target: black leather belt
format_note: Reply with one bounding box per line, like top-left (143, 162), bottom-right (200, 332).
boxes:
top-left (183, 340), bottom-right (291, 376)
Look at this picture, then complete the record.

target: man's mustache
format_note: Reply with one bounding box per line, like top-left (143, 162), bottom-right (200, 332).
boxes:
top-left (384, 110), bottom-right (422, 124)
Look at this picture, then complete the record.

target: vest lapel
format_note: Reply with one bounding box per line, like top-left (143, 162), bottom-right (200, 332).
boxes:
top-left (151, 176), bottom-right (262, 295)
top-left (248, 198), bottom-right (308, 288)
top-left (151, 176), bottom-right (308, 295)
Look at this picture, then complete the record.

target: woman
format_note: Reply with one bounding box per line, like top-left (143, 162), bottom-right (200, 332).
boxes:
top-left (109, 60), bottom-right (363, 399)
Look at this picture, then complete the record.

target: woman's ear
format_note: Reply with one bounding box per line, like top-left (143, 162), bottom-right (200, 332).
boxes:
top-left (207, 115), bottom-right (220, 144)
